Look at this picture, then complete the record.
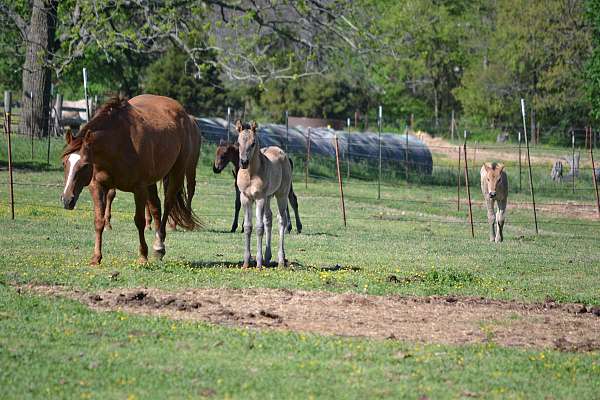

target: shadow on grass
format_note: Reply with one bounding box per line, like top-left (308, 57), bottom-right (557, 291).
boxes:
top-left (0, 160), bottom-right (62, 172)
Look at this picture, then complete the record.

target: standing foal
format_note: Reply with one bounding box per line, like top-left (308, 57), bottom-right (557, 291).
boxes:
top-left (213, 139), bottom-right (302, 234)
top-left (236, 121), bottom-right (292, 268)
top-left (480, 162), bottom-right (508, 242)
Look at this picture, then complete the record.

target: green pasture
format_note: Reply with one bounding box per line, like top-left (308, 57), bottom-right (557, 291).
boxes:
top-left (1, 135), bottom-right (599, 399)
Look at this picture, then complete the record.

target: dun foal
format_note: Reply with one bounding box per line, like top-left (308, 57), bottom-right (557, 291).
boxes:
top-left (480, 162), bottom-right (508, 242)
top-left (213, 139), bottom-right (302, 234)
top-left (236, 121), bottom-right (292, 268)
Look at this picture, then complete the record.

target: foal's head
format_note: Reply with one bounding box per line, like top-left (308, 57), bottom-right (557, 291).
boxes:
top-left (213, 139), bottom-right (239, 173)
top-left (60, 129), bottom-right (93, 209)
top-left (482, 162), bottom-right (505, 199)
top-left (236, 120), bottom-right (258, 170)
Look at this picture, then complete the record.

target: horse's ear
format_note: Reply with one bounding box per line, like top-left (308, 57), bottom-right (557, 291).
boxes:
top-left (83, 130), bottom-right (96, 145)
top-left (235, 120), bottom-right (243, 133)
top-left (65, 128), bottom-right (73, 144)
top-left (250, 121), bottom-right (257, 132)
top-left (233, 141), bottom-right (240, 149)
top-left (483, 162), bottom-right (492, 172)
top-left (497, 163), bottom-right (505, 173)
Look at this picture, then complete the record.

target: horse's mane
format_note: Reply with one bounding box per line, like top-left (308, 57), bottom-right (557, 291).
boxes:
top-left (61, 134), bottom-right (84, 158)
top-left (61, 96), bottom-right (130, 158)
top-left (81, 95), bottom-right (130, 134)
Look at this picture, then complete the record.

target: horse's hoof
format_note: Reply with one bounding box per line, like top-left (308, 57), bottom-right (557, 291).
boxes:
top-left (90, 257), bottom-right (102, 266)
top-left (145, 225), bottom-right (152, 231)
top-left (242, 262), bottom-right (250, 269)
top-left (138, 256), bottom-right (149, 264)
top-left (153, 249), bottom-right (165, 260)
top-left (104, 223), bottom-right (112, 231)
top-left (278, 259), bottom-right (288, 268)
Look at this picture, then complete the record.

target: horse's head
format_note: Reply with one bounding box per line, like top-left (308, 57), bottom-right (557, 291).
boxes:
top-left (213, 139), bottom-right (239, 173)
top-left (236, 120), bottom-right (258, 170)
top-left (482, 162), bottom-right (504, 199)
top-left (60, 129), bottom-right (94, 210)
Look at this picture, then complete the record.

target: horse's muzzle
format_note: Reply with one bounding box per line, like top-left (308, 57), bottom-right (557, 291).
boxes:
top-left (489, 192), bottom-right (496, 199)
top-left (213, 164), bottom-right (223, 174)
top-left (240, 159), bottom-right (249, 169)
top-left (61, 194), bottom-right (77, 210)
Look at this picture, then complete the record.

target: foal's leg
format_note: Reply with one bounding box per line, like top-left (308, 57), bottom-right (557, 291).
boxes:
top-left (495, 199), bottom-right (507, 243)
top-left (288, 185), bottom-right (302, 233)
top-left (90, 181), bottom-right (107, 265)
top-left (486, 198), bottom-right (496, 242)
top-left (263, 198), bottom-right (273, 267)
top-left (255, 198), bottom-right (266, 269)
top-left (276, 194), bottom-right (289, 267)
top-left (147, 184), bottom-right (164, 257)
top-left (104, 188), bottom-right (116, 230)
top-left (241, 192), bottom-right (253, 268)
top-left (232, 181), bottom-right (241, 233)
top-left (133, 187), bottom-right (150, 263)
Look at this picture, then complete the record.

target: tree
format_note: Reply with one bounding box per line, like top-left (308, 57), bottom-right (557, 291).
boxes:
top-left (143, 48), bottom-right (227, 117)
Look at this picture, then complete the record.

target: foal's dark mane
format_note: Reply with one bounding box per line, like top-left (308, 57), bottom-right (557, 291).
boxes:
top-left (61, 96), bottom-right (130, 158)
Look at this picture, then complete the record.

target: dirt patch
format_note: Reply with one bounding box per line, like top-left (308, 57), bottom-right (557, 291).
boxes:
top-left (23, 285), bottom-right (600, 352)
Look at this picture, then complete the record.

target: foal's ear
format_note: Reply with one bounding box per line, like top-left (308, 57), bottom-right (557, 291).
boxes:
top-left (483, 162), bottom-right (492, 172)
top-left (83, 129), bottom-right (96, 146)
top-left (235, 120), bottom-right (243, 133)
top-left (250, 121), bottom-right (258, 132)
top-left (65, 128), bottom-right (73, 144)
top-left (233, 141), bottom-right (240, 149)
top-left (497, 163), bottom-right (505, 173)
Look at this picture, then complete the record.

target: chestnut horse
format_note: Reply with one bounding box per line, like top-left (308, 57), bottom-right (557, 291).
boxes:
top-left (101, 117), bottom-right (202, 231)
top-left (213, 139), bottom-right (302, 234)
top-left (61, 95), bottom-right (200, 264)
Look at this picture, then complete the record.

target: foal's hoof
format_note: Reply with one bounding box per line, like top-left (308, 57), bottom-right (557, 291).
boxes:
top-left (104, 223), bottom-right (112, 231)
top-left (278, 259), bottom-right (288, 268)
top-left (138, 256), bottom-right (149, 264)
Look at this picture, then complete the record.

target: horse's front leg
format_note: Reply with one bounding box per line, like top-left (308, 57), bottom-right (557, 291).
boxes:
top-left (263, 198), bottom-right (273, 267)
top-left (276, 195), bottom-right (289, 267)
top-left (104, 188), bottom-right (116, 230)
top-left (495, 199), bottom-right (507, 243)
top-left (133, 187), bottom-right (149, 263)
top-left (255, 198), bottom-right (266, 269)
top-left (486, 198), bottom-right (496, 242)
top-left (232, 181), bottom-right (241, 233)
top-left (89, 181), bottom-right (107, 265)
top-left (241, 193), bottom-right (253, 268)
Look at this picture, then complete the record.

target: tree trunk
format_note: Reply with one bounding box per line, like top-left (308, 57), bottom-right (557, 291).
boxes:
top-left (19, 0), bottom-right (58, 138)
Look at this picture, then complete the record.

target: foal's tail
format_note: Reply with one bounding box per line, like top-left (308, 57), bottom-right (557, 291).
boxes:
top-left (163, 176), bottom-right (203, 230)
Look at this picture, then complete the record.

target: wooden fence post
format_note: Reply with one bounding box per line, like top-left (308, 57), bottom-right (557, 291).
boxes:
top-left (4, 91), bottom-right (15, 219)
top-left (305, 128), bottom-right (311, 189)
top-left (378, 105), bottom-right (382, 200)
top-left (590, 143), bottom-right (600, 218)
top-left (334, 134), bottom-right (347, 226)
top-left (521, 99), bottom-right (539, 235)
top-left (463, 130), bottom-right (474, 238)
top-left (457, 145), bottom-right (461, 211)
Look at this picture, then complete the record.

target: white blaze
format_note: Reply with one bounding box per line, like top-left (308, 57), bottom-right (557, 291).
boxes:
top-left (63, 153), bottom-right (81, 195)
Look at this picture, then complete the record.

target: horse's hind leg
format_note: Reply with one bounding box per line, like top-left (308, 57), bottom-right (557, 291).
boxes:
top-left (147, 184), bottom-right (164, 258)
top-left (288, 184), bottom-right (302, 233)
top-left (133, 187), bottom-right (150, 263)
top-left (495, 199), bottom-right (507, 243)
top-left (276, 194), bottom-right (289, 267)
top-left (263, 198), bottom-right (273, 267)
top-left (104, 188), bottom-right (116, 230)
top-left (486, 199), bottom-right (496, 242)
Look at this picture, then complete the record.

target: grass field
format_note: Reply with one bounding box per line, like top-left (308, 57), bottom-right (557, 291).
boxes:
top-left (1, 135), bottom-right (599, 399)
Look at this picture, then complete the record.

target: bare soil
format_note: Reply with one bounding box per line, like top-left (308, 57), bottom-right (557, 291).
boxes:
top-left (22, 285), bottom-right (600, 352)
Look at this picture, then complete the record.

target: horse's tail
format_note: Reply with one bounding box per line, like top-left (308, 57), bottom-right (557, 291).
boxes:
top-left (163, 176), bottom-right (203, 230)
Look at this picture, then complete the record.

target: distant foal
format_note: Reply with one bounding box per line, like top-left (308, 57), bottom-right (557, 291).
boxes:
top-left (213, 139), bottom-right (302, 234)
top-left (480, 162), bottom-right (508, 242)
top-left (236, 121), bottom-right (292, 268)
